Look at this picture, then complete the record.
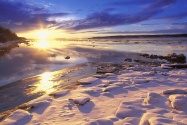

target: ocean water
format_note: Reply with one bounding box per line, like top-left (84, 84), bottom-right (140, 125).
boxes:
top-left (0, 37), bottom-right (187, 86)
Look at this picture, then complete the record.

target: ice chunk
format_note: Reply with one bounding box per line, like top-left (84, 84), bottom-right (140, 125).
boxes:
top-left (152, 67), bottom-right (169, 72)
top-left (116, 102), bottom-right (143, 119)
top-left (148, 117), bottom-right (178, 125)
top-left (78, 77), bottom-right (99, 85)
top-left (69, 97), bottom-right (90, 106)
top-left (142, 71), bottom-right (155, 76)
top-left (93, 74), bottom-right (107, 78)
top-left (122, 117), bottom-right (140, 125)
top-left (144, 92), bottom-right (166, 106)
top-left (49, 90), bottom-right (70, 98)
top-left (169, 95), bottom-right (187, 111)
top-left (102, 85), bottom-right (120, 92)
top-left (131, 79), bottom-right (149, 84)
top-left (139, 112), bottom-right (162, 125)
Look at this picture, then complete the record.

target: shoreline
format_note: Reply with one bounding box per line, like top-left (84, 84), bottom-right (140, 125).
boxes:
top-left (1, 61), bottom-right (187, 124)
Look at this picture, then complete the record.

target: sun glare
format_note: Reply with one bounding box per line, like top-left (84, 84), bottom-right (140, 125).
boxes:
top-left (37, 72), bottom-right (55, 94)
top-left (37, 30), bottom-right (48, 40)
top-left (35, 29), bottom-right (49, 48)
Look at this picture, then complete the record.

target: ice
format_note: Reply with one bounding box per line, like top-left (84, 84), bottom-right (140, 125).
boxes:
top-left (78, 77), bottom-right (100, 85)
top-left (169, 94), bottom-right (187, 111)
top-left (69, 97), bottom-right (90, 106)
top-left (49, 90), bottom-right (70, 98)
top-left (102, 85), bottom-right (120, 92)
top-left (148, 117), bottom-right (178, 125)
top-left (121, 117), bottom-right (140, 125)
top-left (139, 113), bottom-right (162, 125)
top-left (131, 78), bottom-right (150, 84)
top-left (116, 102), bottom-right (143, 119)
top-left (143, 92), bottom-right (165, 105)
top-left (152, 67), bottom-right (169, 72)
top-left (1, 109), bottom-right (32, 125)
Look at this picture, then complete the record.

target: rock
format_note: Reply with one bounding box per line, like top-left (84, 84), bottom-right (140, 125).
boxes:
top-left (78, 77), bottom-right (99, 85)
top-left (139, 53), bottom-right (186, 63)
top-left (161, 64), bottom-right (187, 69)
top-left (65, 56), bottom-right (70, 59)
top-left (96, 66), bottom-right (116, 73)
top-left (163, 89), bottom-right (187, 95)
top-left (124, 58), bottom-right (133, 62)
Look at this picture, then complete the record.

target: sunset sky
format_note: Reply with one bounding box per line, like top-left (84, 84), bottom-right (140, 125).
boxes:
top-left (0, 0), bottom-right (187, 39)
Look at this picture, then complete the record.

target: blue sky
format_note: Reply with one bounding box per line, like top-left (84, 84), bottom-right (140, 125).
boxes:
top-left (0, 0), bottom-right (187, 38)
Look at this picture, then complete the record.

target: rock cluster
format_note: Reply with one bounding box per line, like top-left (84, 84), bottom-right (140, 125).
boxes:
top-left (140, 53), bottom-right (186, 63)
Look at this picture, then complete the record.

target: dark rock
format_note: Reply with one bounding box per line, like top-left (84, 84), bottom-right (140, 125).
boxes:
top-left (139, 53), bottom-right (186, 63)
top-left (65, 56), bottom-right (70, 59)
top-left (124, 58), bottom-right (133, 62)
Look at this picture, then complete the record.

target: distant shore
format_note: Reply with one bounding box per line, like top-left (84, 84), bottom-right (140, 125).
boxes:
top-left (90, 33), bottom-right (187, 39)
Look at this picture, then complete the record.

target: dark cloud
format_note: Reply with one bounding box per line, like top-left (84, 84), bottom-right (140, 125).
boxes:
top-left (60, 10), bottom-right (160, 31)
top-left (0, 0), bottom-right (70, 32)
top-left (145, 0), bottom-right (176, 10)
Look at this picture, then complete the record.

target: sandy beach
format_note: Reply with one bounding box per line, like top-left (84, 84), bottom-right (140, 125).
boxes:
top-left (1, 62), bottom-right (187, 125)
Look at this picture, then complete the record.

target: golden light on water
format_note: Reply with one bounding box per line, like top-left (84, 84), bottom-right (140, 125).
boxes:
top-left (35, 39), bottom-right (49, 48)
top-left (37, 72), bottom-right (55, 94)
top-left (35, 29), bottom-right (49, 48)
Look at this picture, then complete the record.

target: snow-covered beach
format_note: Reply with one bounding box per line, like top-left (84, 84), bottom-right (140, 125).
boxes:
top-left (1, 63), bottom-right (187, 125)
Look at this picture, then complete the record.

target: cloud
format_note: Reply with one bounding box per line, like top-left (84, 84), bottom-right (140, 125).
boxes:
top-left (59, 10), bottom-right (160, 31)
top-left (154, 12), bottom-right (187, 21)
top-left (144, 0), bottom-right (176, 10)
top-left (99, 26), bottom-right (187, 35)
top-left (109, 0), bottom-right (152, 6)
top-left (0, 0), bottom-right (70, 32)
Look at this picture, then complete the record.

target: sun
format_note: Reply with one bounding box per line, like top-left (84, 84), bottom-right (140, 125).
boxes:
top-left (37, 29), bottom-right (48, 40)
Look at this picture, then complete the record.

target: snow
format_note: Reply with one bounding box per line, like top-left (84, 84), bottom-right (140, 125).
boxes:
top-left (78, 77), bottom-right (100, 85)
top-left (1, 109), bottom-right (32, 125)
top-left (1, 64), bottom-right (187, 125)
top-left (69, 97), bottom-right (90, 106)
top-left (169, 94), bottom-right (187, 111)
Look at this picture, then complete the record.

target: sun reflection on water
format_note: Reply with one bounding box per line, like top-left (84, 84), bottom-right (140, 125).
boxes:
top-left (35, 39), bottom-right (49, 48)
top-left (34, 29), bottom-right (50, 49)
top-left (37, 72), bottom-right (55, 94)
